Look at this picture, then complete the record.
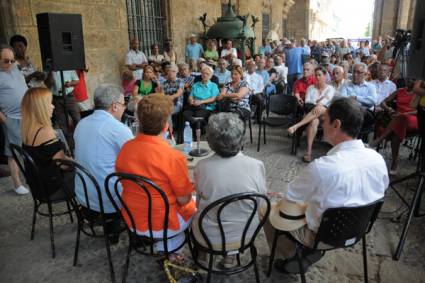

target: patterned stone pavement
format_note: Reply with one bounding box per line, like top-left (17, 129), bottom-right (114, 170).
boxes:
top-left (1, 126), bottom-right (424, 282)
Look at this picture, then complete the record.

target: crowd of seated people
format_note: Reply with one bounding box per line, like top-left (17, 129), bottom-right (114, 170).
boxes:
top-left (3, 30), bottom-right (425, 279)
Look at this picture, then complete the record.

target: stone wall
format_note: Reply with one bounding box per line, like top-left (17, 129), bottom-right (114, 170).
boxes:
top-left (1, 0), bottom-right (129, 96)
top-left (285, 0), bottom-right (309, 40)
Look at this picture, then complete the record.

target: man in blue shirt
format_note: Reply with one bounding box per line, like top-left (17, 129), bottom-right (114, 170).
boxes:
top-left (185, 34), bottom-right (204, 69)
top-left (214, 58), bottom-right (231, 87)
top-left (286, 41), bottom-right (305, 95)
top-left (340, 62), bottom-right (377, 130)
top-left (74, 84), bottom-right (133, 242)
top-left (259, 39), bottom-right (272, 57)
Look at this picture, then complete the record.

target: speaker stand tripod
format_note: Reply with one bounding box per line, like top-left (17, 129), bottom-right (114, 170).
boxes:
top-left (390, 154), bottom-right (425, 260)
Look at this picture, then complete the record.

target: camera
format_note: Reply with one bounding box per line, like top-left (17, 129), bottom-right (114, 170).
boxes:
top-left (393, 29), bottom-right (411, 49)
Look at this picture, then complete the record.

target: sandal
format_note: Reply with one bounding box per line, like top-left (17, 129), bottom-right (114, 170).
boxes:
top-left (302, 155), bottom-right (312, 163)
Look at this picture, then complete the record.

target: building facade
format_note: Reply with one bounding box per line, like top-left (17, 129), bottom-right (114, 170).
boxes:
top-left (0, 0), bottom-right (296, 96)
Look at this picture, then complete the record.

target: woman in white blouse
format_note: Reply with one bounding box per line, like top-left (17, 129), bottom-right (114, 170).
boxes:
top-left (288, 66), bottom-right (335, 162)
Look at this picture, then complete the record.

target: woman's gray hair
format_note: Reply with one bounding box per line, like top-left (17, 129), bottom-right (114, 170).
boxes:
top-left (353, 62), bottom-right (368, 72)
top-left (201, 65), bottom-right (214, 79)
top-left (93, 84), bottom-right (123, 110)
top-left (207, 112), bottom-right (245, 157)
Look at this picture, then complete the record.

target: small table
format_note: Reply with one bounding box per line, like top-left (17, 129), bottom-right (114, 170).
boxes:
top-left (174, 141), bottom-right (214, 169)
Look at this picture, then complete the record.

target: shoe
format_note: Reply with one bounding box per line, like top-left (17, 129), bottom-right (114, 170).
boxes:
top-left (302, 155), bottom-right (312, 163)
top-left (14, 185), bottom-right (29, 195)
top-left (217, 255), bottom-right (237, 270)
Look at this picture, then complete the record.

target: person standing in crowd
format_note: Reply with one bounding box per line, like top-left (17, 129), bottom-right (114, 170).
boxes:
top-left (259, 39), bottom-right (272, 57)
top-left (163, 40), bottom-right (177, 64)
top-left (262, 98), bottom-right (388, 274)
top-left (46, 69), bottom-right (80, 148)
top-left (355, 41), bottom-right (370, 58)
top-left (148, 43), bottom-right (165, 65)
top-left (73, 68), bottom-right (92, 114)
top-left (9, 34), bottom-right (45, 88)
top-left (372, 36), bottom-right (383, 53)
top-left (125, 38), bottom-right (148, 81)
top-left (273, 54), bottom-right (288, 93)
top-left (288, 67), bottom-right (335, 162)
top-left (0, 45), bottom-right (29, 194)
top-left (256, 58), bottom-right (271, 91)
top-left (185, 34), bottom-right (204, 70)
top-left (336, 39), bottom-right (351, 59)
top-left (220, 39), bottom-right (238, 63)
top-left (371, 64), bottom-right (397, 105)
top-left (74, 84), bottom-right (133, 243)
top-left (116, 93), bottom-right (196, 254)
top-left (310, 40), bottom-right (322, 63)
top-left (286, 41), bottom-right (306, 95)
top-left (293, 62), bottom-right (317, 105)
top-left (214, 58), bottom-right (232, 87)
top-left (204, 39), bottom-right (219, 63)
top-left (183, 65), bottom-right (219, 133)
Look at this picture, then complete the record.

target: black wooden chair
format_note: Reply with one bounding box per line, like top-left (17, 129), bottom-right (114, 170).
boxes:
top-left (9, 143), bottom-right (74, 258)
top-left (267, 199), bottom-right (384, 283)
top-left (55, 159), bottom-right (122, 283)
top-left (188, 193), bottom-right (271, 283)
top-left (105, 172), bottom-right (188, 283)
top-left (257, 94), bottom-right (299, 153)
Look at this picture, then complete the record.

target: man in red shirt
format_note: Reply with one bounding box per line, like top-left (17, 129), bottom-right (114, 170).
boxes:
top-left (293, 62), bottom-right (317, 105)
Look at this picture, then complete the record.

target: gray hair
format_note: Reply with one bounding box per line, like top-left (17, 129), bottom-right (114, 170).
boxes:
top-left (353, 62), bottom-right (368, 72)
top-left (200, 65), bottom-right (214, 79)
top-left (0, 44), bottom-right (14, 57)
top-left (206, 112), bottom-right (244, 157)
top-left (168, 63), bottom-right (178, 72)
top-left (94, 84), bottom-right (123, 110)
top-left (178, 62), bottom-right (189, 69)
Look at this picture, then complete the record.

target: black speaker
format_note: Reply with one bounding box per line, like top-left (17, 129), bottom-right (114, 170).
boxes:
top-left (36, 13), bottom-right (85, 71)
top-left (407, 1), bottom-right (425, 79)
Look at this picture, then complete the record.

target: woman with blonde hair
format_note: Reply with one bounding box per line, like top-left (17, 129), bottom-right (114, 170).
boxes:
top-left (21, 87), bottom-right (71, 196)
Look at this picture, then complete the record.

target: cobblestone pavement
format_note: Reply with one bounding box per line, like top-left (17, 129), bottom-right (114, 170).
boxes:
top-left (1, 127), bottom-right (424, 282)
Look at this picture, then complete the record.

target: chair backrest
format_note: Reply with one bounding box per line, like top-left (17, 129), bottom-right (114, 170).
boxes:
top-left (104, 172), bottom-right (172, 253)
top-left (10, 143), bottom-right (46, 201)
top-left (314, 198), bottom-right (384, 250)
top-left (197, 192), bottom-right (271, 254)
top-left (268, 94), bottom-right (298, 116)
top-left (54, 159), bottom-right (105, 212)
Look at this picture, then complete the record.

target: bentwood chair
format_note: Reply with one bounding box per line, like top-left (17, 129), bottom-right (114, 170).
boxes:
top-left (105, 172), bottom-right (188, 283)
top-left (188, 193), bottom-right (271, 283)
top-left (9, 144), bottom-right (74, 258)
top-left (54, 159), bottom-right (122, 283)
top-left (267, 199), bottom-right (384, 283)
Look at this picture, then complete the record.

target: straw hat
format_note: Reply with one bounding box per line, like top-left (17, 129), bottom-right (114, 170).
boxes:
top-left (269, 198), bottom-right (307, 231)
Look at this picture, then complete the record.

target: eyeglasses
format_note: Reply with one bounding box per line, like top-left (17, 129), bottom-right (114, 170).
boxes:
top-left (3, 59), bottom-right (15, 64)
top-left (353, 70), bottom-right (365, 74)
top-left (114, 101), bottom-right (126, 107)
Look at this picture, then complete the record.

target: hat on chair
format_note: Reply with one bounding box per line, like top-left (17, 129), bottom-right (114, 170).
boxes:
top-left (269, 198), bottom-right (307, 231)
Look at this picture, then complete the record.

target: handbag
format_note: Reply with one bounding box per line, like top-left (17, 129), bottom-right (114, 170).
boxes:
top-left (162, 259), bottom-right (203, 283)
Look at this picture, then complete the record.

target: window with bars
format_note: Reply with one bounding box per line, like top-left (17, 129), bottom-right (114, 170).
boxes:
top-left (262, 13), bottom-right (270, 40)
top-left (126, 0), bottom-right (167, 56)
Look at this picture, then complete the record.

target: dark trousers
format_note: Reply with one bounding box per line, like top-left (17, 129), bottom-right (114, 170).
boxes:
top-left (80, 207), bottom-right (122, 236)
top-left (183, 107), bottom-right (212, 135)
top-left (53, 95), bottom-right (81, 150)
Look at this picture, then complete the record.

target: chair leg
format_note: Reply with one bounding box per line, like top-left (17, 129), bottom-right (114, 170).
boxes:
top-left (267, 230), bottom-right (279, 277)
top-left (66, 200), bottom-right (74, 223)
top-left (362, 236), bottom-right (368, 283)
top-left (73, 225), bottom-right (81, 266)
top-left (249, 117), bottom-right (253, 144)
top-left (295, 246), bottom-right (306, 283)
top-left (104, 228), bottom-right (116, 283)
top-left (236, 254), bottom-right (241, 266)
top-left (30, 203), bottom-right (38, 240)
top-left (253, 257), bottom-right (260, 283)
top-left (257, 122), bottom-right (262, 152)
top-left (206, 254), bottom-right (214, 283)
top-left (122, 245), bottom-right (132, 283)
top-left (263, 123), bottom-right (266, 145)
top-left (47, 203), bottom-right (56, 258)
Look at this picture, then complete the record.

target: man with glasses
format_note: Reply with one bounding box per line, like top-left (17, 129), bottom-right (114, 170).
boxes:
top-left (73, 84), bottom-right (133, 243)
top-left (0, 45), bottom-right (29, 195)
top-left (340, 62), bottom-right (377, 132)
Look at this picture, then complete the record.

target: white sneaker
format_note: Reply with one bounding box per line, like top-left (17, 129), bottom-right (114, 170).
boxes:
top-left (14, 185), bottom-right (29, 195)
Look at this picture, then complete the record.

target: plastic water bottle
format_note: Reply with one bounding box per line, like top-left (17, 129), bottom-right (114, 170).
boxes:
top-left (183, 122), bottom-right (192, 154)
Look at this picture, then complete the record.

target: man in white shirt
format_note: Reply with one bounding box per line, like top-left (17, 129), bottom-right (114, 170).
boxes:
top-left (371, 64), bottom-right (397, 105)
top-left (262, 97), bottom-right (388, 273)
top-left (125, 38), bottom-right (148, 80)
top-left (244, 60), bottom-right (265, 122)
top-left (273, 54), bottom-right (288, 85)
top-left (220, 40), bottom-right (238, 63)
